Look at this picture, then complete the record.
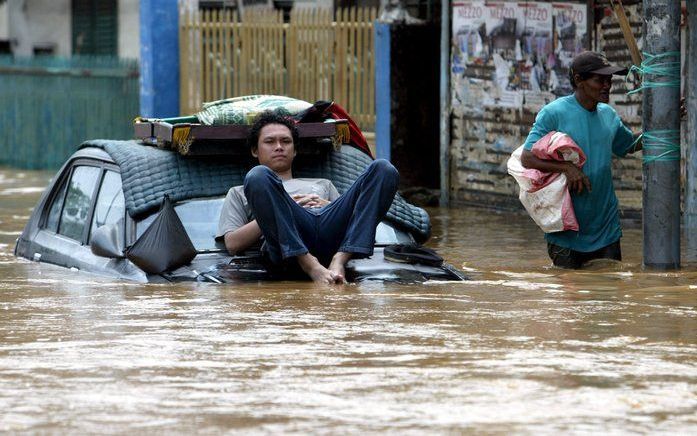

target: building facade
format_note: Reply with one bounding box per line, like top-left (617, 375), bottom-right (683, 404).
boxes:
top-left (0, 0), bottom-right (139, 59)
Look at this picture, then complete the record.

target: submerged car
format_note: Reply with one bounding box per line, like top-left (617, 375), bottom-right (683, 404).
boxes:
top-left (15, 128), bottom-right (465, 283)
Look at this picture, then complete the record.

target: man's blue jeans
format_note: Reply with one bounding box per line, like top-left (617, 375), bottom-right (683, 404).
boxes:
top-left (244, 159), bottom-right (399, 266)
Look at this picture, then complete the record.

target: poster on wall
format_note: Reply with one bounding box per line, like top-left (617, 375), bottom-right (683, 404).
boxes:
top-left (552, 2), bottom-right (588, 95)
top-left (482, 1), bottom-right (520, 107)
top-left (452, 1), bottom-right (487, 70)
top-left (516, 2), bottom-right (555, 108)
top-left (451, 1), bottom-right (584, 111)
top-left (451, 1), bottom-right (489, 112)
top-left (482, 2), bottom-right (554, 108)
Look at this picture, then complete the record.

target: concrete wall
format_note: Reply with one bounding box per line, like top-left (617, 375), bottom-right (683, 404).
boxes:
top-left (24, 0), bottom-right (72, 56)
top-left (118, 0), bottom-right (140, 59)
top-left (2, 0), bottom-right (70, 56)
top-left (0, 3), bottom-right (8, 40)
top-left (1, 0), bottom-right (140, 60)
top-left (448, 2), bottom-right (643, 217)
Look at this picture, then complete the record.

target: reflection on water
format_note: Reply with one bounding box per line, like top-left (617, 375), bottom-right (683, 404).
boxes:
top-left (1, 168), bottom-right (696, 433)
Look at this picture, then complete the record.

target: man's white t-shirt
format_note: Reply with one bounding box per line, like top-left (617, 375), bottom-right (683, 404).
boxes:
top-left (216, 178), bottom-right (340, 239)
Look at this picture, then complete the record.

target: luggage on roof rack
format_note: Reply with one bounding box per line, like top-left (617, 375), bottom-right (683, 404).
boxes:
top-left (132, 95), bottom-right (373, 158)
top-left (133, 118), bottom-right (349, 156)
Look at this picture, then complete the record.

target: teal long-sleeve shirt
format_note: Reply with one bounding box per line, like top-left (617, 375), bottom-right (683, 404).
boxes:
top-left (523, 94), bottom-right (635, 252)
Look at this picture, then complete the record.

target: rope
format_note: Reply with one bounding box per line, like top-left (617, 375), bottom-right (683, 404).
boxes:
top-left (626, 51), bottom-right (681, 95)
top-left (624, 51), bottom-right (681, 163)
top-left (642, 130), bottom-right (681, 163)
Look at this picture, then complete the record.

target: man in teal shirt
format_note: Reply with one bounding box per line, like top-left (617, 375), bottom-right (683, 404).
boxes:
top-left (521, 51), bottom-right (641, 268)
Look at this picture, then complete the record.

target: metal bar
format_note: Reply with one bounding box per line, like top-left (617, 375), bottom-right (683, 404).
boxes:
top-left (642, 0), bottom-right (681, 269)
top-left (374, 22), bottom-right (390, 161)
top-left (0, 65), bottom-right (139, 78)
top-left (439, 0), bottom-right (451, 207)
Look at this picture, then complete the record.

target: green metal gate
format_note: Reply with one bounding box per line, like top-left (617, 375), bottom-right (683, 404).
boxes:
top-left (0, 56), bottom-right (139, 169)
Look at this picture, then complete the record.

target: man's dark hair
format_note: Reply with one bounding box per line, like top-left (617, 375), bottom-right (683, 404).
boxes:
top-left (568, 69), bottom-right (593, 90)
top-left (248, 111), bottom-right (300, 151)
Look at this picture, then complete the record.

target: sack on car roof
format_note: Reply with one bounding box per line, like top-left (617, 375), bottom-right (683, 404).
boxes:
top-left (125, 195), bottom-right (197, 274)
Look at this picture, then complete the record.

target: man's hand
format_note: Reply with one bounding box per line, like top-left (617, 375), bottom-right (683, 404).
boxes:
top-left (293, 194), bottom-right (330, 208)
top-left (564, 164), bottom-right (591, 194)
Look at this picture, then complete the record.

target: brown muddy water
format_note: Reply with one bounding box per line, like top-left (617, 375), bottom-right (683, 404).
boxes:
top-left (0, 167), bottom-right (696, 433)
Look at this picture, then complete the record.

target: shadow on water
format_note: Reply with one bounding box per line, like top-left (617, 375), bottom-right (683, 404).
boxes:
top-left (1, 168), bottom-right (696, 433)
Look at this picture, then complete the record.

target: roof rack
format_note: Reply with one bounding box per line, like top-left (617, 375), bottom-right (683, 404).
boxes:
top-left (134, 118), bottom-right (350, 156)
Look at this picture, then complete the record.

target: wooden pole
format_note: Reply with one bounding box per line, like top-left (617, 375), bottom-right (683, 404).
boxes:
top-left (610, 0), bottom-right (643, 66)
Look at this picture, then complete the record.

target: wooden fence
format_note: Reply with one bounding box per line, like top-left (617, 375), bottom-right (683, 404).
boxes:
top-left (179, 7), bottom-right (377, 130)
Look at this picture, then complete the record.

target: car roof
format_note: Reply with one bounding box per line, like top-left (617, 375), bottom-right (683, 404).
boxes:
top-left (80, 139), bottom-right (250, 220)
top-left (70, 146), bottom-right (114, 163)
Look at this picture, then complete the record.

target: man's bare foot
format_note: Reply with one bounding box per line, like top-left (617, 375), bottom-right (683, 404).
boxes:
top-left (328, 252), bottom-right (352, 284)
top-left (297, 253), bottom-right (342, 284)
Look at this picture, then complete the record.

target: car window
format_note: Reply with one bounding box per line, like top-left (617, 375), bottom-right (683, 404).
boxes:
top-left (58, 166), bottom-right (101, 242)
top-left (46, 176), bottom-right (69, 232)
top-left (137, 197), bottom-right (225, 251)
top-left (89, 170), bottom-right (125, 243)
top-left (375, 222), bottom-right (414, 245)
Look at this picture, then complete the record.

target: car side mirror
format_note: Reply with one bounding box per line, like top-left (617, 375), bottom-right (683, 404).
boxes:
top-left (90, 222), bottom-right (126, 259)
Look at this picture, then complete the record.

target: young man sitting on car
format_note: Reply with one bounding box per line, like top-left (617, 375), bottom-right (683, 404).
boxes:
top-left (216, 111), bottom-right (399, 284)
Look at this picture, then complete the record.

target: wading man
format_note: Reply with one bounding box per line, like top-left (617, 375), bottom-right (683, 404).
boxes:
top-left (520, 51), bottom-right (641, 269)
top-left (217, 112), bottom-right (399, 283)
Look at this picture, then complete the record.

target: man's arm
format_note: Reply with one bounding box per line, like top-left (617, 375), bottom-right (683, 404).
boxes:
top-left (519, 102), bottom-right (591, 193)
top-left (521, 149), bottom-right (591, 194)
top-left (627, 133), bottom-right (642, 153)
top-left (223, 220), bottom-right (263, 255)
top-left (223, 187), bottom-right (329, 255)
top-left (218, 187), bottom-right (263, 255)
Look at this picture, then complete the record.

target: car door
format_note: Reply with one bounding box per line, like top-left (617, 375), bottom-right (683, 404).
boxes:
top-left (30, 159), bottom-right (143, 279)
top-left (33, 161), bottom-right (102, 268)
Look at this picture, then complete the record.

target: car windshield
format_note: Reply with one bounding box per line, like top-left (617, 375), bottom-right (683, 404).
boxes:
top-left (137, 197), bottom-right (226, 252)
top-left (136, 197), bottom-right (414, 252)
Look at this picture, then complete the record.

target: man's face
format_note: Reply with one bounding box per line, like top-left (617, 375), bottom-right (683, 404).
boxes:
top-left (252, 123), bottom-right (296, 174)
top-left (577, 73), bottom-right (613, 104)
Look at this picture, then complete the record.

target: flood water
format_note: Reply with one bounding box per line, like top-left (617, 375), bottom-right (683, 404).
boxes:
top-left (1, 167), bottom-right (696, 433)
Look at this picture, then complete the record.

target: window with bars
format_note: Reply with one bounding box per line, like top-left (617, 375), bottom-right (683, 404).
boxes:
top-left (72, 0), bottom-right (117, 56)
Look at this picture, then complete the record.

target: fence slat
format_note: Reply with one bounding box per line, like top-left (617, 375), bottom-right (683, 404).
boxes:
top-left (214, 9), bottom-right (221, 99)
top-left (179, 6), bottom-right (376, 129)
top-left (233, 11), bottom-right (240, 97)
top-left (224, 10), bottom-right (231, 98)
top-left (335, 9), bottom-right (345, 110)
